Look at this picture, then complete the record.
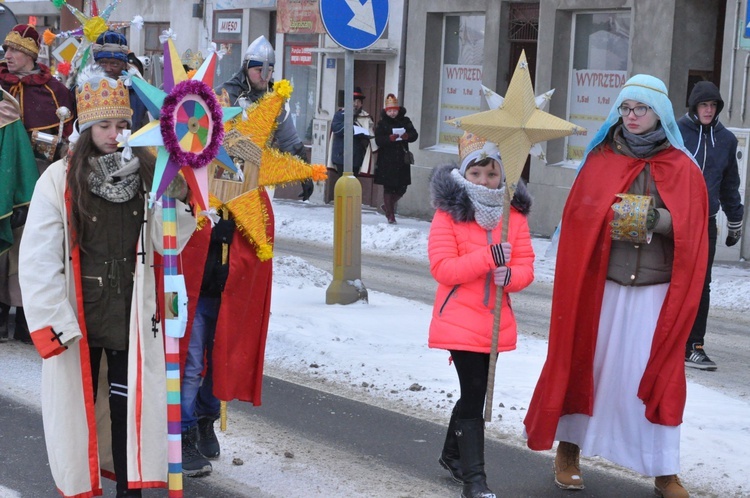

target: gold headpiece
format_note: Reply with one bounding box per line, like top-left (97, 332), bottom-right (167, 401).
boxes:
top-left (3, 26), bottom-right (40, 59)
top-left (458, 132), bottom-right (487, 160)
top-left (76, 77), bottom-right (132, 131)
top-left (385, 93), bottom-right (399, 110)
top-left (458, 131), bottom-right (502, 174)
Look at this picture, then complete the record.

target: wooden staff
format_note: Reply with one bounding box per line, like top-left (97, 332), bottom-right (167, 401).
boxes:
top-left (484, 186), bottom-right (512, 422)
top-left (220, 208), bottom-right (229, 432)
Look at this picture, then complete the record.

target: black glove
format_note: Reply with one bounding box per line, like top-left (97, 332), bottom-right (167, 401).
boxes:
top-left (299, 178), bottom-right (314, 201)
top-left (211, 217), bottom-right (236, 245)
top-left (10, 206), bottom-right (29, 229)
top-left (726, 226), bottom-right (742, 247)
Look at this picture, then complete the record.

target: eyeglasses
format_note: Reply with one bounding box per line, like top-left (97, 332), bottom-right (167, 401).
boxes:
top-left (617, 105), bottom-right (651, 117)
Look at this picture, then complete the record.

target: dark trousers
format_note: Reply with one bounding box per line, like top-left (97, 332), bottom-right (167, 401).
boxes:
top-left (90, 347), bottom-right (132, 495)
top-left (450, 350), bottom-right (490, 420)
top-left (687, 217), bottom-right (717, 350)
top-left (324, 167), bottom-right (343, 204)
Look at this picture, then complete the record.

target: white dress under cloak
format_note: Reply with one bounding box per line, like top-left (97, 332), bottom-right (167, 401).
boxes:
top-left (18, 159), bottom-right (196, 497)
top-left (555, 280), bottom-right (681, 477)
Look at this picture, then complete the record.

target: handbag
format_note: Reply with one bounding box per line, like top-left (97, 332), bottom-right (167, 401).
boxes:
top-left (403, 148), bottom-right (415, 165)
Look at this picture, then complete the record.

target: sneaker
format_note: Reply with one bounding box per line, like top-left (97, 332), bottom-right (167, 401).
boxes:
top-left (182, 426), bottom-right (212, 477)
top-left (685, 343), bottom-right (717, 371)
top-left (197, 417), bottom-right (221, 459)
top-left (654, 474), bottom-right (689, 498)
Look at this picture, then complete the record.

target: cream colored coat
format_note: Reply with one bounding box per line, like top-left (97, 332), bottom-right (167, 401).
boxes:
top-left (19, 159), bottom-right (195, 497)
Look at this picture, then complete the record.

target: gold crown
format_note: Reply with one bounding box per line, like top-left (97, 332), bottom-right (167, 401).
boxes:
top-left (76, 78), bottom-right (132, 129)
top-left (458, 132), bottom-right (487, 163)
top-left (385, 93), bottom-right (399, 110)
top-left (3, 30), bottom-right (39, 58)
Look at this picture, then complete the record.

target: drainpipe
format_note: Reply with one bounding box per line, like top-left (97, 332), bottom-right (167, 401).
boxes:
top-left (742, 53), bottom-right (750, 121)
top-left (317, 33), bottom-right (327, 116)
top-left (728, 0), bottom-right (741, 120)
top-left (397, 0), bottom-right (409, 100)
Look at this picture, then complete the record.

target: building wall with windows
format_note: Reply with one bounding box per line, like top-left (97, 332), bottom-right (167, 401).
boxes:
top-left (402, 0), bottom-right (750, 261)
top-left (528, 0), bottom-right (722, 239)
top-left (401, 0), bottom-right (507, 220)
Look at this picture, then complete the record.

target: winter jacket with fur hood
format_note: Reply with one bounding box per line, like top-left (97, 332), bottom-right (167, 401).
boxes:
top-left (677, 81), bottom-right (743, 222)
top-left (427, 164), bottom-right (535, 353)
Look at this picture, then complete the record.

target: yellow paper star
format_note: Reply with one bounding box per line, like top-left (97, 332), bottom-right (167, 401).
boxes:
top-left (449, 51), bottom-right (583, 193)
top-left (205, 81), bottom-right (327, 261)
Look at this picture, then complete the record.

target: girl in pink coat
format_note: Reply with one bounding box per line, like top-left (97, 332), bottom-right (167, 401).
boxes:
top-left (428, 132), bottom-right (535, 498)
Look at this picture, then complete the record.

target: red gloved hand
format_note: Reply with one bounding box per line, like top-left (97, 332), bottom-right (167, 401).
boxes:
top-left (401, 133), bottom-right (409, 141)
top-left (389, 134), bottom-right (399, 141)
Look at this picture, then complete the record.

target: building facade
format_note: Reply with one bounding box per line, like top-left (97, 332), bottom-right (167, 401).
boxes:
top-left (403, 0), bottom-right (750, 262)
top-left (7, 0), bottom-right (750, 261)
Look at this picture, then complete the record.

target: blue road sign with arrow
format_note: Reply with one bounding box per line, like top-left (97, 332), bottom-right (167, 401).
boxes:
top-left (320, 0), bottom-right (389, 51)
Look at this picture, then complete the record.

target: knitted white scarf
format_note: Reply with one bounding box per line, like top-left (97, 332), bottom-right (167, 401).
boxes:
top-left (451, 169), bottom-right (504, 230)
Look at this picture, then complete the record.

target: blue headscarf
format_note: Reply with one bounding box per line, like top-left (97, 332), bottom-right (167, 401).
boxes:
top-left (93, 31), bottom-right (129, 63)
top-left (578, 74), bottom-right (696, 171)
top-left (546, 74), bottom-right (698, 257)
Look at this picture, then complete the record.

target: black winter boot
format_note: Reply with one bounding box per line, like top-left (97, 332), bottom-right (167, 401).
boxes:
top-left (182, 425), bottom-right (212, 477)
top-left (456, 418), bottom-right (496, 498)
top-left (438, 404), bottom-right (462, 484)
top-left (0, 303), bottom-right (9, 342)
top-left (197, 416), bottom-right (220, 459)
top-left (13, 307), bottom-right (32, 344)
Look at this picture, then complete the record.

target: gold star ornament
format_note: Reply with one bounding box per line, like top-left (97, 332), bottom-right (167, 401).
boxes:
top-left (448, 50), bottom-right (583, 194)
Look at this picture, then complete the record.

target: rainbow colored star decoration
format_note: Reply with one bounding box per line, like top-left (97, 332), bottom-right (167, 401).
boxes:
top-left (123, 34), bottom-right (242, 212)
top-left (120, 32), bottom-right (240, 496)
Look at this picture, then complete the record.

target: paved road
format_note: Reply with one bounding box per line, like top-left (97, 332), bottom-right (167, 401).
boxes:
top-left (0, 377), bottom-right (656, 497)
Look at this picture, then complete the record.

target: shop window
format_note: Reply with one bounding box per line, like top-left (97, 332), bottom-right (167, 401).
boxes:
top-left (436, 14), bottom-right (485, 149)
top-left (144, 22), bottom-right (171, 54)
top-left (283, 33), bottom-right (317, 144)
top-left (142, 22), bottom-right (171, 87)
top-left (566, 11), bottom-right (630, 162)
top-left (213, 10), bottom-right (244, 91)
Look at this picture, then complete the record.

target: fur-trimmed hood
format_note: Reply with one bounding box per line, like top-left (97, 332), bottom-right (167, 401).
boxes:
top-left (430, 164), bottom-right (532, 223)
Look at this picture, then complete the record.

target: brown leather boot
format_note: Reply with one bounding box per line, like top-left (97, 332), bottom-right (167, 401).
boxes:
top-left (654, 475), bottom-right (689, 498)
top-left (554, 441), bottom-right (584, 490)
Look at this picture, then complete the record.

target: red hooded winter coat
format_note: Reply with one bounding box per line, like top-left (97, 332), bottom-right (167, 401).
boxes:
top-left (428, 165), bottom-right (535, 353)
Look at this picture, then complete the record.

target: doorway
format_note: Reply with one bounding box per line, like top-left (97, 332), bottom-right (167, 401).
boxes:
top-left (354, 60), bottom-right (386, 207)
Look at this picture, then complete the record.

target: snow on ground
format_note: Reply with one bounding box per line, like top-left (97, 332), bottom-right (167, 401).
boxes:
top-left (2, 198), bottom-right (749, 497)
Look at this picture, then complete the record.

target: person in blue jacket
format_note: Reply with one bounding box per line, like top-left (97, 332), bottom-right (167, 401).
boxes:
top-left (677, 81), bottom-right (743, 371)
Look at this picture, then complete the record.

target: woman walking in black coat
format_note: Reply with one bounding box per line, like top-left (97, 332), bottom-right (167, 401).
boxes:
top-left (374, 94), bottom-right (418, 223)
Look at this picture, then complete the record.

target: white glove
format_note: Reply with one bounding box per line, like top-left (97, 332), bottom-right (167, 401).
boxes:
top-left (493, 266), bottom-right (511, 287)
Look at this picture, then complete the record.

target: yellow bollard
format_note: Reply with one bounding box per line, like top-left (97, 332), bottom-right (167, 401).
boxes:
top-left (326, 173), bottom-right (368, 304)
